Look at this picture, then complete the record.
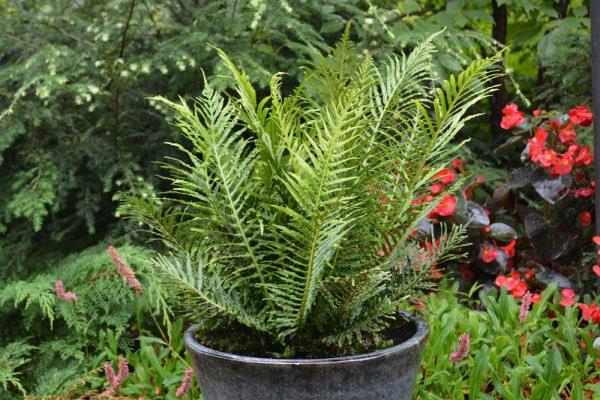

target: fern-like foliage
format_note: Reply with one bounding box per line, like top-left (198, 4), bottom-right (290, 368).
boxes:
top-left (123, 30), bottom-right (499, 357)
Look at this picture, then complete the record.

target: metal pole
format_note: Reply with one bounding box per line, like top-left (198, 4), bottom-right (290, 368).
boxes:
top-left (592, 0), bottom-right (600, 234)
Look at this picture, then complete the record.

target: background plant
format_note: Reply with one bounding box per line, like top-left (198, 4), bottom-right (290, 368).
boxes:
top-left (414, 282), bottom-right (599, 399)
top-left (0, 0), bottom-right (595, 396)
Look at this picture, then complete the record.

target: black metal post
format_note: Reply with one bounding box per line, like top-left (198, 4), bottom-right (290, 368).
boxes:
top-left (592, 0), bottom-right (600, 234)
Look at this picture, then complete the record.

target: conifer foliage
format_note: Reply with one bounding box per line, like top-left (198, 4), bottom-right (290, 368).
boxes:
top-left (124, 31), bottom-right (499, 357)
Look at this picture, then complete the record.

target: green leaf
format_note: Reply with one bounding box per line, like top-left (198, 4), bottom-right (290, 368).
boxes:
top-left (468, 345), bottom-right (489, 398)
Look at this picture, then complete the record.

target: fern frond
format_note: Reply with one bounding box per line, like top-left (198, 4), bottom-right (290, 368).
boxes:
top-left (126, 33), bottom-right (499, 356)
top-left (0, 341), bottom-right (35, 395)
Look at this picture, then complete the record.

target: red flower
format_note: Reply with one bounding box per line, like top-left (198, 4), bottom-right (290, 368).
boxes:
top-left (495, 272), bottom-right (519, 291)
top-left (568, 106), bottom-right (593, 127)
top-left (559, 288), bottom-right (576, 307)
top-left (574, 146), bottom-right (593, 166)
top-left (495, 270), bottom-right (528, 298)
top-left (558, 128), bottom-right (576, 143)
top-left (524, 268), bottom-right (535, 280)
top-left (533, 109), bottom-right (543, 117)
top-left (579, 211), bottom-right (592, 227)
top-left (429, 194), bottom-right (457, 218)
top-left (579, 303), bottom-right (600, 324)
top-left (511, 282), bottom-right (528, 298)
top-left (433, 168), bottom-right (457, 185)
top-left (429, 183), bottom-right (444, 195)
top-left (534, 127), bottom-right (548, 146)
top-left (539, 150), bottom-right (557, 169)
top-left (593, 236), bottom-right (600, 246)
top-left (481, 244), bottom-right (498, 263)
top-left (531, 292), bottom-right (542, 303)
top-left (500, 240), bottom-right (516, 258)
top-left (451, 158), bottom-right (463, 171)
top-left (551, 155), bottom-right (574, 176)
top-left (501, 103), bottom-right (526, 130)
top-left (593, 265), bottom-right (600, 277)
top-left (573, 187), bottom-right (594, 198)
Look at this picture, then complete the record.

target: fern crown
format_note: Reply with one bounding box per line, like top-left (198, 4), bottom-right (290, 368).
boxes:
top-left (124, 30), bottom-right (498, 356)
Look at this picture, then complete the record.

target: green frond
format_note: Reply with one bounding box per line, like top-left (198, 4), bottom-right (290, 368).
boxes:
top-left (150, 253), bottom-right (271, 333)
top-left (127, 33), bottom-right (499, 356)
top-left (0, 341), bottom-right (35, 395)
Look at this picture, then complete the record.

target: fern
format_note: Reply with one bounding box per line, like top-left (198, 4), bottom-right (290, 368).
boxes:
top-left (0, 243), bottom-right (154, 396)
top-left (124, 32), bottom-right (498, 357)
top-left (0, 341), bottom-right (34, 395)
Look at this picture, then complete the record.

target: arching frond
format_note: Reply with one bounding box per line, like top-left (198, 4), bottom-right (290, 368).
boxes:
top-left (124, 33), bottom-right (498, 356)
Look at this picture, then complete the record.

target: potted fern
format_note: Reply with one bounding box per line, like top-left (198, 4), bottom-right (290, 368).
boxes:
top-left (124, 31), bottom-right (497, 399)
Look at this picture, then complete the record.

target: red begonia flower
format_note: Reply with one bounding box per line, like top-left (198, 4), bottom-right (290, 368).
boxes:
top-left (574, 146), bottom-right (593, 166)
top-left (568, 106), bottom-right (593, 127)
top-left (579, 303), bottom-right (600, 324)
top-left (495, 274), bottom-right (518, 291)
top-left (433, 168), bottom-right (457, 185)
top-left (593, 265), bottom-right (600, 278)
top-left (451, 158), bottom-right (463, 171)
top-left (511, 282), bottom-right (528, 299)
top-left (539, 150), bottom-right (557, 169)
top-left (429, 194), bottom-right (457, 218)
top-left (430, 183), bottom-right (444, 195)
top-left (500, 103), bottom-right (526, 130)
top-left (579, 211), bottom-right (592, 227)
top-left (558, 128), bottom-right (577, 143)
top-left (533, 109), bottom-right (543, 117)
top-left (551, 155), bottom-right (574, 176)
top-left (574, 187), bottom-right (594, 198)
top-left (559, 288), bottom-right (576, 307)
top-left (481, 244), bottom-right (498, 263)
top-left (500, 240), bottom-right (516, 258)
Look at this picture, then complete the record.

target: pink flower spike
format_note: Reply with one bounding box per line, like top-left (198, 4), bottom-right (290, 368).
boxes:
top-left (54, 280), bottom-right (77, 303)
top-left (176, 367), bottom-right (194, 398)
top-left (103, 362), bottom-right (116, 387)
top-left (519, 291), bottom-right (532, 323)
top-left (99, 356), bottom-right (129, 398)
top-left (108, 246), bottom-right (142, 295)
top-left (450, 333), bottom-right (471, 362)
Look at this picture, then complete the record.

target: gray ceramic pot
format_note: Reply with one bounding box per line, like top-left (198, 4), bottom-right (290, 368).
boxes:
top-left (184, 316), bottom-right (429, 400)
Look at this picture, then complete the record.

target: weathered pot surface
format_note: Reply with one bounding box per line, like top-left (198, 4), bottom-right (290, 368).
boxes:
top-left (184, 315), bottom-right (429, 400)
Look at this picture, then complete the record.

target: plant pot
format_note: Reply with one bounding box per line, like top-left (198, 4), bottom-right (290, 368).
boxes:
top-left (183, 315), bottom-right (429, 400)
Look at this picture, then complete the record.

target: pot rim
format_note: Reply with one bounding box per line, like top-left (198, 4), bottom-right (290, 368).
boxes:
top-left (184, 314), bottom-right (429, 365)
